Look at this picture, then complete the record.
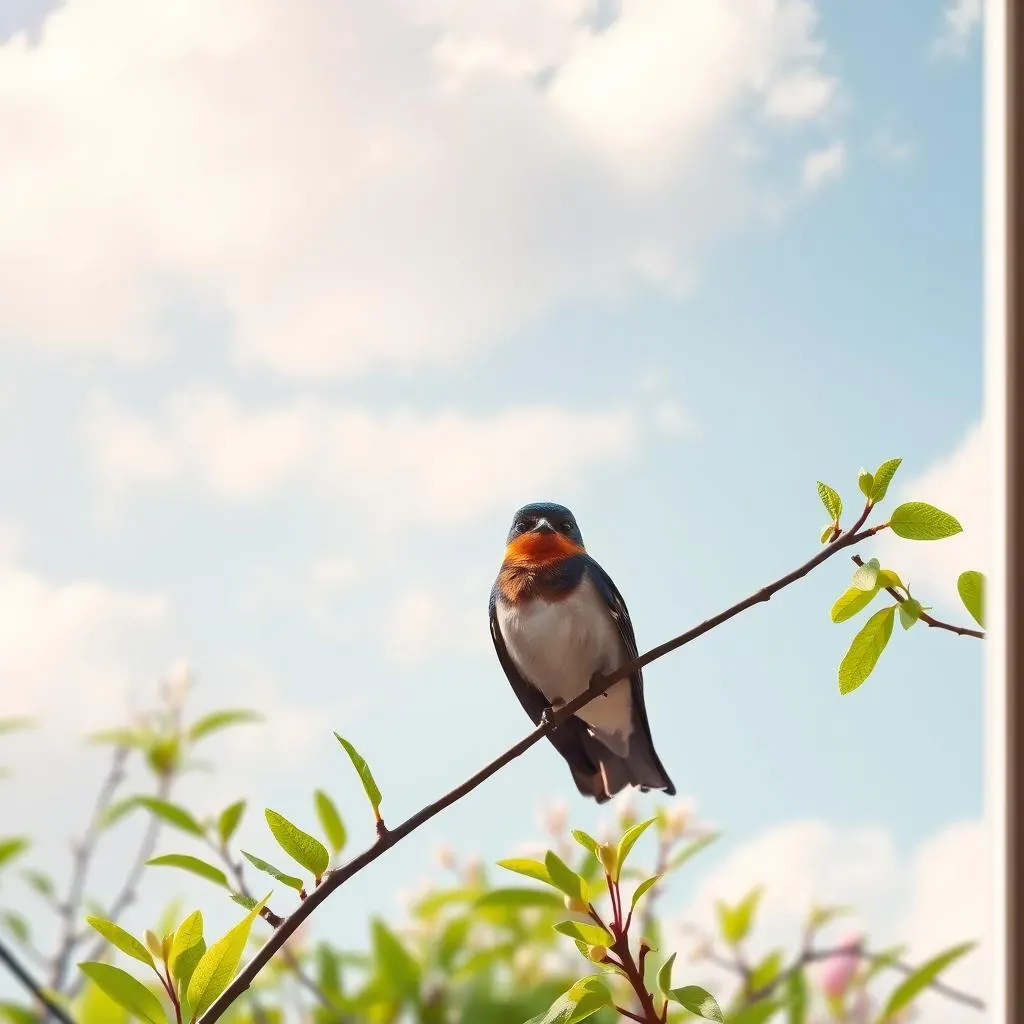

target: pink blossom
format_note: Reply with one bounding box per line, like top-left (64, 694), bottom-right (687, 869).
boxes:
top-left (816, 931), bottom-right (862, 998)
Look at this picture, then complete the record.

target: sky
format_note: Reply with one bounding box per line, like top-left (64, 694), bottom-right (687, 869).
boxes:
top-left (0, 0), bottom-right (990, 1020)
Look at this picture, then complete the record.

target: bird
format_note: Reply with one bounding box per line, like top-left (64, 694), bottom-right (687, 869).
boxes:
top-left (489, 501), bottom-right (676, 803)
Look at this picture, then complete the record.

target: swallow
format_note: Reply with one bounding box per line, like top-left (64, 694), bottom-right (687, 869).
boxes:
top-left (489, 501), bottom-right (676, 803)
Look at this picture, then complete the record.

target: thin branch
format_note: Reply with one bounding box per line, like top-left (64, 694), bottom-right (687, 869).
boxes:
top-left (849, 555), bottom-right (985, 638)
top-left (48, 746), bottom-right (129, 992)
top-left (64, 769), bottom-right (172, 998)
top-left (197, 508), bottom-right (902, 1022)
top-left (0, 936), bottom-right (75, 1024)
top-left (211, 840), bottom-right (343, 1015)
top-left (689, 929), bottom-right (985, 1012)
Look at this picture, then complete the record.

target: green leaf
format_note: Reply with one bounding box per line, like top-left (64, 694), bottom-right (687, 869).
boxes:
top-left (187, 709), bottom-right (262, 744)
top-left (241, 850), bottom-right (303, 891)
top-left (615, 817), bottom-right (657, 880)
top-left (570, 829), bottom-right (601, 857)
top-left (630, 874), bottom-right (661, 912)
top-left (668, 985), bottom-right (724, 1022)
top-left (851, 558), bottom-right (880, 592)
top-left (21, 870), bottom-right (54, 898)
top-left (264, 809), bottom-right (330, 878)
top-left (523, 976), bottom-right (611, 1024)
top-left (552, 920), bottom-right (612, 946)
top-left (731, 1000), bottom-right (781, 1024)
top-left (749, 949), bottom-right (784, 990)
top-left (168, 910), bottom-right (204, 982)
top-left (816, 482), bottom-right (843, 522)
top-left (85, 917), bottom-right (154, 969)
top-left (880, 942), bottom-right (975, 1022)
top-left (77, 963), bottom-right (167, 1024)
top-left (857, 468), bottom-right (874, 499)
top-left (805, 903), bottom-right (852, 932)
top-left (666, 832), bottom-right (718, 872)
top-left (0, 1002), bottom-right (38, 1024)
top-left (333, 734), bottom-right (382, 818)
top-left (0, 718), bottom-right (33, 736)
top-left (819, 525), bottom-right (834, 544)
top-left (877, 568), bottom-right (904, 591)
top-left (146, 855), bottom-right (228, 888)
top-left (86, 727), bottom-right (153, 750)
top-left (0, 839), bottom-right (28, 869)
top-left (657, 951), bottom-right (677, 995)
top-left (314, 790), bottom-right (347, 856)
top-left (716, 887), bottom-right (762, 946)
top-left (838, 605), bottom-right (896, 694)
top-left (544, 851), bottom-right (586, 901)
top-left (0, 912), bottom-right (29, 945)
top-left (787, 967), bottom-right (807, 1024)
top-left (862, 944), bottom-right (908, 983)
top-left (890, 502), bottom-right (963, 541)
top-left (371, 919), bottom-right (420, 1002)
top-left (496, 857), bottom-right (552, 886)
top-left (869, 458), bottom-right (902, 503)
top-left (831, 586), bottom-right (881, 623)
top-left (228, 892), bottom-right (257, 911)
top-left (899, 599), bottom-right (923, 630)
top-left (474, 888), bottom-right (563, 910)
top-left (114, 797), bottom-right (204, 837)
top-left (187, 894), bottom-right (270, 1018)
top-left (217, 801), bottom-right (246, 846)
top-left (957, 570), bottom-right (985, 627)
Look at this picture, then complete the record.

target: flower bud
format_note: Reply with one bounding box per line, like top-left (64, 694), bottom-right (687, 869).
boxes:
top-left (563, 895), bottom-right (589, 914)
top-left (586, 944), bottom-right (609, 963)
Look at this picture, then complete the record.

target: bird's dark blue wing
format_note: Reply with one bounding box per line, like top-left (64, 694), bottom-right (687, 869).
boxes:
top-left (582, 555), bottom-right (675, 793)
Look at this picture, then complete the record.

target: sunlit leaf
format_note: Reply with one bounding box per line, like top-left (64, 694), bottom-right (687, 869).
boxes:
top-left (314, 790), bottom-right (347, 856)
top-left (217, 801), bottom-right (246, 846)
top-left (474, 888), bottom-right (563, 910)
top-left (880, 942), bottom-right (976, 1022)
top-left (371, 919), bottom-right (420, 1002)
top-left (816, 482), bottom-right (842, 522)
top-left (615, 817), bottom-right (657, 880)
top-left (838, 605), bottom-right (896, 694)
top-left (265, 810), bottom-right (330, 877)
top-left (187, 894), bottom-right (270, 1018)
top-left (85, 917), bottom-right (155, 969)
top-left (544, 851), bottom-right (587, 901)
top-left (333, 734), bottom-right (382, 818)
top-left (146, 855), bottom-right (228, 888)
top-left (869, 459), bottom-right (902, 503)
top-left (77, 964), bottom-right (167, 1024)
top-left (241, 850), bottom-right (303, 891)
top-left (668, 985), bottom-right (724, 1021)
top-left (890, 502), bottom-right (963, 541)
top-left (188, 710), bottom-right (262, 744)
top-left (0, 838), bottom-right (29, 869)
top-left (957, 570), bottom-right (985, 627)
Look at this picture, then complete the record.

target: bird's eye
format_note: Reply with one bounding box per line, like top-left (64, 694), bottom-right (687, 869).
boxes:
top-left (516, 520), bottom-right (530, 533)
top-left (562, 520), bottom-right (574, 532)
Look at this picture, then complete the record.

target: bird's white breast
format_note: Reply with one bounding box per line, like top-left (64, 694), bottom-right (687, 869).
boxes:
top-left (497, 575), bottom-right (634, 756)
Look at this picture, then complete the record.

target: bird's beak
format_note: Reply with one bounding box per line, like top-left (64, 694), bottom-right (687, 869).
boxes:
top-left (534, 518), bottom-right (555, 534)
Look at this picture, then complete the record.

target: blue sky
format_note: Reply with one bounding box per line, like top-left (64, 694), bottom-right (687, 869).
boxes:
top-left (0, 0), bottom-right (988, 1017)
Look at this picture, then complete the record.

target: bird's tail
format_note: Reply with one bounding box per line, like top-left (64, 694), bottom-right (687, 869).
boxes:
top-left (574, 733), bottom-right (676, 804)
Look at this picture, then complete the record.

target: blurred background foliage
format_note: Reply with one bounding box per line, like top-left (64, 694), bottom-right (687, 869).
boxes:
top-left (0, 683), bottom-right (980, 1024)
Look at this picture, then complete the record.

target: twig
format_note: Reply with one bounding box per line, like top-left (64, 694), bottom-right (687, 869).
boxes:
top-left (211, 841), bottom-right (343, 1015)
top-left (65, 770), bottom-right (172, 998)
top-left (0, 936), bottom-right (75, 1024)
top-left (849, 556), bottom-right (985, 638)
top-left (197, 507), bottom-right (900, 1022)
top-left (48, 746), bottom-right (129, 992)
top-left (686, 928), bottom-right (985, 1012)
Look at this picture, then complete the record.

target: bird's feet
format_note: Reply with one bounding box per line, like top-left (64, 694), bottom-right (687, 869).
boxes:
top-left (541, 699), bottom-right (566, 727)
top-left (588, 671), bottom-right (607, 694)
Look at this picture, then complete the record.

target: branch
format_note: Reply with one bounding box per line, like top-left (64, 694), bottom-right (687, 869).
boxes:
top-left (692, 931), bottom-right (985, 1012)
top-left (0, 936), bottom-right (75, 1024)
top-left (64, 770), bottom-right (172, 998)
top-left (196, 507), bottom-right (901, 1023)
top-left (48, 746), bottom-right (129, 992)
top-left (849, 555), bottom-right (985, 639)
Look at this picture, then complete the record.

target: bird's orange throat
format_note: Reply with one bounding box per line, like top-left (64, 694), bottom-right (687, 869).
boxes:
top-left (503, 531), bottom-right (585, 568)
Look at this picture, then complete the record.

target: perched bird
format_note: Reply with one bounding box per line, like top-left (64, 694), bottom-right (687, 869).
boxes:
top-left (489, 501), bottom-right (676, 803)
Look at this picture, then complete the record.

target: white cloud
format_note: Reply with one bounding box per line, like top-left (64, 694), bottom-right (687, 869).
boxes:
top-left (0, 0), bottom-right (837, 378)
top-left (82, 384), bottom-right (680, 525)
top-left (875, 421), bottom-right (992, 616)
top-left (0, 546), bottom-right (169, 729)
top-left (668, 818), bottom-right (988, 1024)
top-left (931, 0), bottom-right (983, 59)
top-left (870, 128), bottom-right (915, 166)
top-left (802, 141), bottom-right (846, 190)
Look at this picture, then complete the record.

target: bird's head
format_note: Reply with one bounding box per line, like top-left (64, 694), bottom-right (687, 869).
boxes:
top-left (503, 502), bottom-right (586, 565)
